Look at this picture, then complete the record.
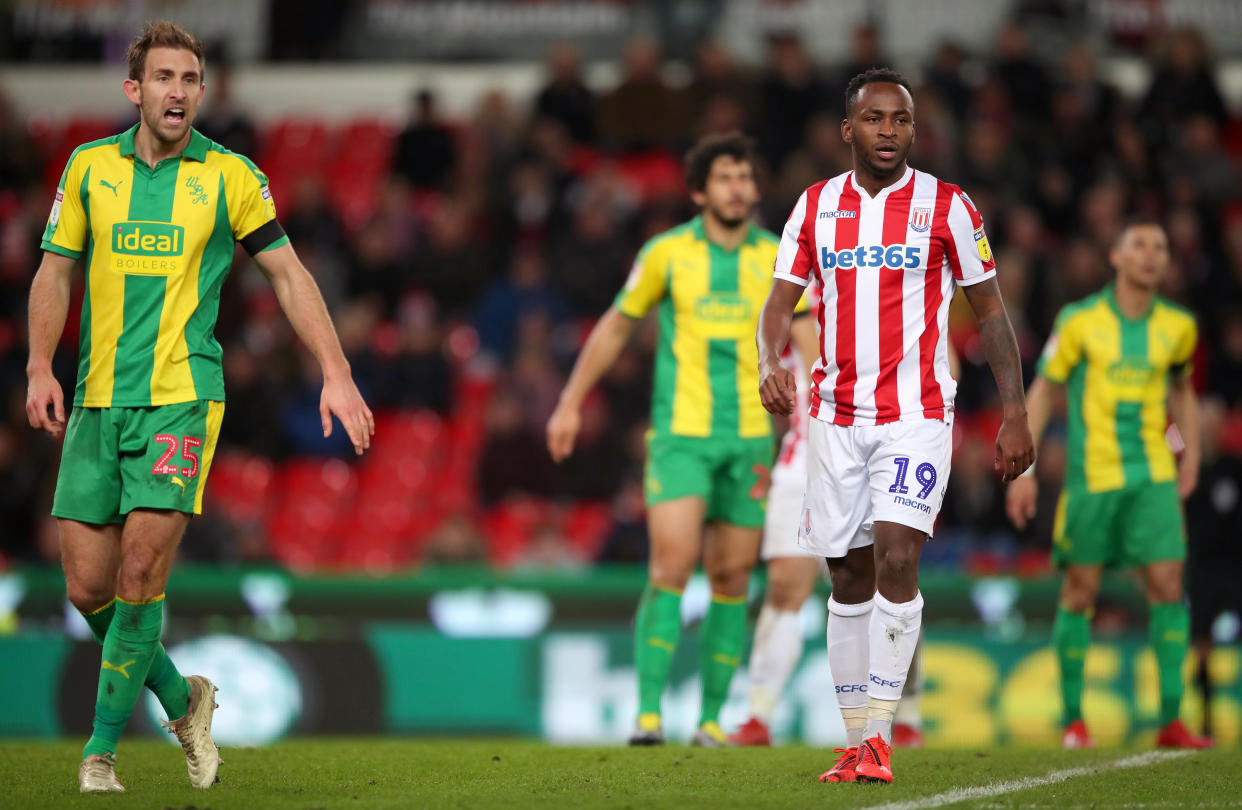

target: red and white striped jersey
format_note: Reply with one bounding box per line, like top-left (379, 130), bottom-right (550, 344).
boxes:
top-left (772, 166), bottom-right (995, 427)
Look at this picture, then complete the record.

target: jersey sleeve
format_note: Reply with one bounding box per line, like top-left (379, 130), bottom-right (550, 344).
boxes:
top-left (226, 156), bottom-right (289, 256)
top-left (613, 238), bottom-right (668, 319)
top-left (1037, 308), bottom-right (1083, 384)
top-left (1170, 316), bottom-right (1198, 379)
top-left (772, 188), bottom-right (813, 288)
top-left (40, 151), bottom-right (89, 260)
top-left (943, 189), bottom-right (996, 287)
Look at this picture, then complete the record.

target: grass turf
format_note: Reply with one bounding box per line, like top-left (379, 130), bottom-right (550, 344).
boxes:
top-left (0, 739), bottom-right (1238, 810)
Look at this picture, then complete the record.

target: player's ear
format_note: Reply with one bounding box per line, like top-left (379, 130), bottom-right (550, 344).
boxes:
top-left (122, 78), bottom-right (142, 106)
top-left (841, 118), bottom-right (853, 144)
top-left (690, 189), bottom-right (707, 209)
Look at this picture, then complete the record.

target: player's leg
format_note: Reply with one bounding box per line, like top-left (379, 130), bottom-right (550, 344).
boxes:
top-left (1123, 481), bottom-right (1209, 748)
top-left (84, 508), bottom-right (189, 761)
top-left (61, 519), bottom-right (192, 722)
top-left (892, 631), bottom-right (924, 748)
top-left (1056, 562), bottom-right (1101, 747)
top-left (736, 555), bottom-right (818, 743)
top-left (631, 491), bottom-right (706, 743)
top-left (826, 544), bottom-right (877, 750)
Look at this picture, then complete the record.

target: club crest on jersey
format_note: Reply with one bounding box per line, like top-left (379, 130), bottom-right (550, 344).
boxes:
top-left (909, 207), bottom-right (932, 233)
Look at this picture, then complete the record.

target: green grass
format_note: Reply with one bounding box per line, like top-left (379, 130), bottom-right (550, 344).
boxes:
top-left (0, 739), bottom-right (1239, 810)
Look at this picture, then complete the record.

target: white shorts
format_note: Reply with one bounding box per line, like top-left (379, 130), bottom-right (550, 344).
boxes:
top-left (761, 471), bottom-right (817, 561)
top-left (797, 416), bottom-right (953, 559)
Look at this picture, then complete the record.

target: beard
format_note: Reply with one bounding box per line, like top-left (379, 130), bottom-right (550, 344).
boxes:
top-left (708, 205), bottom-right (749, 230)
top-left (857, 148), bottom-right (909, 181)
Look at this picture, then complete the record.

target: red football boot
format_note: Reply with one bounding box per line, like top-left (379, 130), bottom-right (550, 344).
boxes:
top-left (892, 722), bottom-right (924, 748)
top-left (728, 716), bottom-right (772, 747)
top-left (1155, 719), bottom-right (1213, 749)
top-left (1061, 719), bottom-right (1094, 749)
top-left (818, 747), bottom-right (859, 783)
top-left (854, 734), bottom-right (893, 784)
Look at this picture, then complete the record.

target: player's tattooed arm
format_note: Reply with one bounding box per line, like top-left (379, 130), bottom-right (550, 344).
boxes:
top-left (963, 277), bottom-right (1035, 481)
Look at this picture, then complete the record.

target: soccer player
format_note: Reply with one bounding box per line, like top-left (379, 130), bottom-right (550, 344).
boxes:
top-left (547, 132), bottom-right (804, 747)
top-left (757, 68), bottom-right (1034, 784)
top-left (1006, 218), bottom-right (1212, 750)
top-left (25, 22), bottom-right (374, 792)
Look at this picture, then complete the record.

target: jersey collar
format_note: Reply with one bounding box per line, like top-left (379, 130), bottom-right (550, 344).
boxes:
top-left (691, 214), bottom-right (759, 251)
top-left (118, 124), bottom-right (208, 163)
top-left (848, 165), bottom-right (914, 202)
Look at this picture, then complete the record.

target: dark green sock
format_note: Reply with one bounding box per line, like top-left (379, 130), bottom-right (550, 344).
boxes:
top-left (698, 594), bottom-right (747, 726)
top-left (1150, 601), bottom-right (1190, 725)
top-left (634, 585), bottom-right (682, 717)
top-left (1054, 605), bottom-right (1091, 725)
top-left (82, 597), bottom-right (166, 759)
top-left (82, 599), bottom-right (190, 721)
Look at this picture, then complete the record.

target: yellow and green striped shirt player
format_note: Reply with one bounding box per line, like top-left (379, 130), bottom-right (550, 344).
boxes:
top-left (615, 215), bottom-right (806, 525)
top-left (546, 133), bottom-right (804, 747)
top-left (1037, 283), bottom-right (1196, 567)
top-left (26, 22), bottom-right (374, 791)
top-left (42, 124), bottom-right (287, 520)
top-left (1008, 217), bottom-right (1209, 747)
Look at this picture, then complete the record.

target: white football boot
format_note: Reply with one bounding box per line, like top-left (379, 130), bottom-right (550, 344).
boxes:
top-left (78, 753), bottom-right (124, 793)
top-left (162, 674), bottom-right (221, 788)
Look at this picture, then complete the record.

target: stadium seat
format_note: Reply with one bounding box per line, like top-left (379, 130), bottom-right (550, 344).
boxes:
top-left (481, 497), bottom-right (552, 565)
top-left (206, 451), bottom-right (275, 524)
top-left (560, 501), bottom-right (614, 558)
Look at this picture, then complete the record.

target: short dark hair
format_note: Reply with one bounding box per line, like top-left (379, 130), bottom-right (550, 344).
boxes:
top-left (1115, 214), bottom-right (1166, 244)
top-left (126, 20), bottom-right (205, 82)
top-left (844, 67), bottom-right (913, 116)
top-left (684, 131), bottom-right (757, 192)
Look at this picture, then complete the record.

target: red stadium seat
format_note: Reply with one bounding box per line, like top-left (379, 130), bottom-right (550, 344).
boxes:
top-left (481, 497), bottom-right (552, 565)
top-left (560, 501), bottom-right (614, 557)
top-left (206, 451), bottom-right (275, 523)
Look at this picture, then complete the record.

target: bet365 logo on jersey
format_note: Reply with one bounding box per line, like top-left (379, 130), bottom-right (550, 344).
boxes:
top-left (111, 222), bottom-right (184, 275)
top-left (820, 244), bottom-right (923, 271)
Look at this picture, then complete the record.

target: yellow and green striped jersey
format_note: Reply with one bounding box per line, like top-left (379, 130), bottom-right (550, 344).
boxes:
top-left (614, 216), bottom-right (801, 439)
top-left (1037, 284), bottom-right (1197, 493)
top-left (41, 124), bottom-right (288, 408)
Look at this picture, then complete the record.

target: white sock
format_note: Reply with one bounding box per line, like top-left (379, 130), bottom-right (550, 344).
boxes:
top-left (864, 591), bottom-right (923, 743)
top-left (827, 596), bottom-right (873, 748)
top-left (894, 632), bottom-right (924, 729)
top-left (748, 603), bottom-right (804, 723)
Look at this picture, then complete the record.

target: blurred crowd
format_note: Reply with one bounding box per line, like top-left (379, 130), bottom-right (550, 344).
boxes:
top-left (1, 20), bottom-right (1241, 573)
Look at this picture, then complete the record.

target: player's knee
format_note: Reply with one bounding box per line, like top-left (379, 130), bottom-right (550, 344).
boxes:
top-left (875, 544), bottom-right (918, 582)
top-left (649, 558), bottom-right (694, 592)
top-left (65, 579), bottom-right (113, 614)
top-left (1059, 579), bottom-right (1098, 613)
top-left (766, 574), bottom-right (810, 611)
top-left (1147, 578), bottom-right (1183, 604)
top-left (707, 562), bottom-right (751, 597)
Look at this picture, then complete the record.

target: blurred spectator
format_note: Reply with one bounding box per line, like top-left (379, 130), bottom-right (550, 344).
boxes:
top-left (0, 87), bottom-right (39, 191)
top-left (925, 41), bottom-right (973, 121)
top-left (281, 348), bottom-right (361, 458)
top-left (597, 38), bottom-right (688, 151)
top-left (218, 340), bottom-right (287, 457)
top-left (992, 23), bottom-right (1052, 126)
top-left (392, 89), bottom-right (458, 191)
top-left (595, 477), bottom-right (650, 564)
top-left (474, 250), bottom-right (569, 362)
top-left (1207, 310), bottom-right (1242, 408)
top-left (832, 22), bottom-right (889, 97)
top-left (533, 43), bottom-right (597, 145)
top-left (422, 512), bottom-right (488, 565)
top-left (686, 40), bottom-right (755, 132)
top-left (476, 388), bottom-right (556, 505)
top-left (515, 522), bottom-right (584, 571)
top-left (194, 63), bottom-right (258, 159)
top-left (1140, 25), bottom-right (1228, 147)
top-left (548, 200), bottom-right (635, 317)
top-left (756, 34), bottom-right (829, 172)
top-left (378, 294), bottom-right (454, 415)
top-left (408, 201), bottom-right (492, 315)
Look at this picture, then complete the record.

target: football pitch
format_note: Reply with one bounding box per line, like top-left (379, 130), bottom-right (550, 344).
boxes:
top-left (1, 739), bottom-right (1239, 809)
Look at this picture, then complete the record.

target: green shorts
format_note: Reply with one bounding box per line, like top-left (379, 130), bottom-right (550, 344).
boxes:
top-left (52, 400), bottom-right (225, 524)
top-left (1052, 480), bottom-right (1186, 569)
top-left (643, 431), bottom-right (774, 528)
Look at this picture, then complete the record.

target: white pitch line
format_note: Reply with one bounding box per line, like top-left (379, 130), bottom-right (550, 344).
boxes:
top-left (854, 750), bottom-right (1194, 810)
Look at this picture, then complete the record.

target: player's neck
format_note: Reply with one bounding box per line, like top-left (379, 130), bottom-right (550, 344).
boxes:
top-left (133, 123), bottom-right (191, 169)
top-left (1113, 277), bottom-right (1155, 319)
top-left (701, 212), bottom-right (749, 252)
top-left (853, 161), bottom-right (908, 198)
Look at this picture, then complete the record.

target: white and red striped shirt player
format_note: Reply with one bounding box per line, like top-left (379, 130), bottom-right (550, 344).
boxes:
top-left (772, 165), bottom-right (995, 427)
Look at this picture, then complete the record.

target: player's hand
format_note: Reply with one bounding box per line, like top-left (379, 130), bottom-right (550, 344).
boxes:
top-left (994, 415), bottom-right (1035, 482)
top-left (546, 403), bottom-right (580, 463)
top-left (320, 373), bottom-right (374, 455)
top-left (1177, 452), bottom-right (1199, 499)
top-left (25, 367), bottom-right (66, 438)
top-left (759, 364), bottom-right (797, 416)
top-left (1005, 475), bottom-right (1038, 530)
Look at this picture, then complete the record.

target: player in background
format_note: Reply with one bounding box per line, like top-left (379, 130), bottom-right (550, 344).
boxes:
top-left (547, 132), bottom-right (805, 747)
top-left (26, 22), bottom-right (374, 793)
top-left (757, 68), bottom-right (1034, 784)
top-left (1006, 219), bottom-right (1212, 750)
top-left (728, 284), bottom-right (820, 746)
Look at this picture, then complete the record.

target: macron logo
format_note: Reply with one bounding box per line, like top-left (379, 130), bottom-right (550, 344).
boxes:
top-left (819, 210), bottom-right (858, 219)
